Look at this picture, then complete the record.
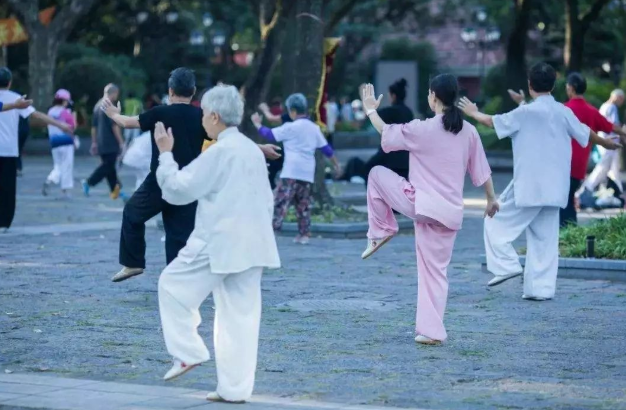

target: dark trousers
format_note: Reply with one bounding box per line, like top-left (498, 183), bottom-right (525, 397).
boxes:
top-left (560, 177), bottom-right (581, 228)
top-left (119, 173), bottom-right (197, 269)
top-left (87, 153), bottom-right (119, 191)
top-left (16, 130), bottom-right (29, 172)
top-left (0, 157), bottom-right (17, 228)
top-left (267, 146), bottom-right (284, 190)
top-left (342, 156), bottom-right (409, 185)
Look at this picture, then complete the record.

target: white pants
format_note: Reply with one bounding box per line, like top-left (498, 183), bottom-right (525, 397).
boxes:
top-left (46, 145), bottom-right (74, 190)
top-left (133, 168), bottom-right (150, 190)
top-left (584, 146), bottom-right (623, 193)
top-left (158, 250), bottom-right (263, 402)
top-left (484, 182), bottom-right (560, 298)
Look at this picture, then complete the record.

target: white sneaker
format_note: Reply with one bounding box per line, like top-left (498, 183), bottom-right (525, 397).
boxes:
top-left (415, 335), bottom-right (441, 345)
top-left (163, 359), bottom-right (199, 381)
top-left (293, 235), bottom-right (310, 245)
top-left (206, 391), bottom-right (245, 404)
top-left (522, 294), bottom-right (551, 301)
top-left (361, 236), bottom-right (393, 259)
top-left (111, 267), bottom-right (144, 283)
top-left (487, 272), bottom-right (522, 287)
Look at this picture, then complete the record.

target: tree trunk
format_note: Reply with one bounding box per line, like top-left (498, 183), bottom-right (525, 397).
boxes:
top-left (28, 28), bottom-right (59, 110)
top-left (564, 0), bottom-right (584, 73)
top-left (502, 0), bottom-right (533, 113)
top-left (241, 0), bottom-right (293, 138)
top-left (283, 0), bottom-right (331, 206)
top-left (564, 0), bottom-right (611, 73)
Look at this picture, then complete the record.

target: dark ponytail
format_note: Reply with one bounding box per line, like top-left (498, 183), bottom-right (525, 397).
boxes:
top-left (389, 78), bottom-right (407, 103)
top-left (429, 73), bottom-right (463, 135)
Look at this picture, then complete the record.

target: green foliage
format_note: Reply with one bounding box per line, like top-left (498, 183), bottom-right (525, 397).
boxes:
top-left (559, 215), bottom-right (626, 260)
top-left (284, 205), bottom-right (367, 224)
top-left (56, 44), bottom-right (147, 110)
top-left (475, 123), bottom-right (511, 151)
top-left (380, 38), bottom-right (438, 115)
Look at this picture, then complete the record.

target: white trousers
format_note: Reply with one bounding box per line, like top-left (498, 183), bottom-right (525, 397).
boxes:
top-left (158, 250), bottom-right (263, 402)
top-left (584, 146), bottom-right (623, 193)
top-left (484, 182), bottom-right (560, 298)
top-left (47, 145), bottom-right (74, 190)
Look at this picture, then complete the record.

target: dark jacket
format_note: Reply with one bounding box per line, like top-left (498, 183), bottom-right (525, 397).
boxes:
top-left (371, 102), bottom-right (414, 171)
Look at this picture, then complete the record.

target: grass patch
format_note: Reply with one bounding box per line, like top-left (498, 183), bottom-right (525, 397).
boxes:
top-left (560, 215), bottom-right (626, 259)
top-left (283, 204), bottom-right (366, 224)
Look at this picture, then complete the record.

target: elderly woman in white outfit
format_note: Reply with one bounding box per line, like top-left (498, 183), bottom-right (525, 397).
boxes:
top-left (154, 84), bottom-right (281, 403)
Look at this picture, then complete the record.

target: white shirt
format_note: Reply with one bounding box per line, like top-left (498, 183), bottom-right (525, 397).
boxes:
top-left (599, 102), bottom-right (620, 139)
top-left (157, 127), bottom-right (281, 274)
top-left (0, 90), bottom-right (35, 157)
top-left (272, 118), bottom-right (328, 183)
top-left (493, 95), bottom-right (590, 208)
top-left (325, 102), bottom-right (339, 133)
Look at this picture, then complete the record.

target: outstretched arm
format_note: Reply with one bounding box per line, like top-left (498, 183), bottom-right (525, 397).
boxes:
top-left (2, 96), bottom-right (33, 111)
top-left (258, 103), bottom-right (282, 124)
top-left (30, 111), bottom-right (73, 134)
top-left (590, 129), bottom-right (622, 150)
top-left (458, 97), bottom-right (494, 128)
top-left (361, 83), bottom-right (386, 134)
top-left (101, 98), bottom-right (140, 129)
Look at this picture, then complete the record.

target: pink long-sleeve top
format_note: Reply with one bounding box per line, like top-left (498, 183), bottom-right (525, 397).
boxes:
top-left (381, 114), bottom-right (491, 230)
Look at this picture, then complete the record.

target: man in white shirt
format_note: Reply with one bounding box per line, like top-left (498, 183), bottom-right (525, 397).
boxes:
top-left (458, 62), bottom-right (620, 301)
top-left (153, 85), bottom-right (280, 404)
top-left (0, 67), bottom-right (73, 231)
top-left (580, 89), bottom-right (625, 207)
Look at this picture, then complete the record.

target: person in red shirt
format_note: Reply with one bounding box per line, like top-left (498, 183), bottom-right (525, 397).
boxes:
top-left (563, 73), bottom-right (626, 226)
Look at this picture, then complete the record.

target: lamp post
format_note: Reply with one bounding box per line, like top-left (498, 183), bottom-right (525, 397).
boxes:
top-left (461, 8), bottom-right (501, 81)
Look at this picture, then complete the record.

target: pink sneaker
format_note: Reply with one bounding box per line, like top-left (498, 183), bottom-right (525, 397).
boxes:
top-left (293, 235), bottom-right (310, 245)
top-left (163, 359), bottom-right (200, 381)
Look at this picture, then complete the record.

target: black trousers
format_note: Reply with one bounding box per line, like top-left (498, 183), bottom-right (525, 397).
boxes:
top-left (119, 173), bottom-right (197, 269)
top-left (16, 129), bottom-right (29, 172)
top-left (0, 157), bottom-right (17, 229)
top-left (342, 156), bottom-right (409, 185)
top-left (560, 177), bottom-right (581, 228)
top-left (267, 148), bottom-right (284, 190)
top-left (87, 153), bottom-right (119, 191)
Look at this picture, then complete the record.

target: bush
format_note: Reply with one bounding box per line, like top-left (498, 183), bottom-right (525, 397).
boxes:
top-left (559, 215), bottom-right (626, 260)
top-left (476, 123), bottom-right (511, 151)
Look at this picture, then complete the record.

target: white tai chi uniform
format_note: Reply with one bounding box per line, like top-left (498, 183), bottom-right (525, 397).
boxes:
top-left (584, 102), bottom-right (622, 193)
top-left (485, 95), bottom-right (590, 298)
top-left (46, 106), bottom-right (76, 190)
top-left (122, 131), bottom-right (151, 190)
top-left (156, 127), bottom-right (280, 402)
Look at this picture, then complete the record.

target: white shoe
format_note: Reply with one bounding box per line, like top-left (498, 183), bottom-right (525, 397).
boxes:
top-left (163, 359), bottom-right (200, 381)
top-left (293, 235), bottom-right (310, 245)
top-left (415, 335), bottom-right (441, 345)
top-left (206, 391), bottom-right (246, 404)
top-left (361, 236), bottom-right (393, 259)
top-left (522, 294), bottom-right (551, 301)
top-left (487, 272), bottom-right (522, 287)
top-left (111, 267), bottom-right (144, 283)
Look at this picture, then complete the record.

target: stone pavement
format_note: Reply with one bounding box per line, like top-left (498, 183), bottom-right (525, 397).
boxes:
top-left (1, 157), bottom-right (626, 410)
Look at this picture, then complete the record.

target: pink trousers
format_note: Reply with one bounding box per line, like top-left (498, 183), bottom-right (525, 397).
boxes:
top-left (367, 166), bottom-right (457, 341)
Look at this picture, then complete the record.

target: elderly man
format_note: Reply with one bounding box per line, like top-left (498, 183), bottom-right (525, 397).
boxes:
top-left (102, 68), bottom-right (280, 282)
top-left (154, 84), bottom-right (280, 404)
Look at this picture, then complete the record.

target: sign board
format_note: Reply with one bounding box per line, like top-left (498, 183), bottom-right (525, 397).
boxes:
top-left (375, 61), bottom-right (418, 116)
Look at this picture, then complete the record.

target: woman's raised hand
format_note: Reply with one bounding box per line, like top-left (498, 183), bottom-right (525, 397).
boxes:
top-left (361, 83), bottom-right (383, 112)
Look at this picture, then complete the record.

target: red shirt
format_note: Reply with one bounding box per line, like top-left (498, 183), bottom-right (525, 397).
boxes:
top-left (565, 97), bottom-right (614, 180)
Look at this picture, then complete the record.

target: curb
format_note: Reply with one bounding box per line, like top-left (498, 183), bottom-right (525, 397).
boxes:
top-left (278, 219), bottom-right (414, 239)
top-left (482, 255), bottom-right (626, 282)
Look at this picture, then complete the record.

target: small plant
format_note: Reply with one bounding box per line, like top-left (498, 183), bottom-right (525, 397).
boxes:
top-left (559, 215), bottom-right (626, 260)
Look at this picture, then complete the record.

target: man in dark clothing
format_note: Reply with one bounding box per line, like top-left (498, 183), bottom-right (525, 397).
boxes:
top-left (16, 116), bottom-right (29, 175)
top-left (83, 84), bottom-right (125, 199)
top-left (259, 101), bottom-right (292, 189)
top-left (342, 78), bottom-right (413, 183)
top-left (103, 68), bottom-right (281, 282)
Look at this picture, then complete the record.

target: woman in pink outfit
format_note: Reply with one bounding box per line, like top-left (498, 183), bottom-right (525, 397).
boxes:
top-left (360, 74), bottom-right (499, 345)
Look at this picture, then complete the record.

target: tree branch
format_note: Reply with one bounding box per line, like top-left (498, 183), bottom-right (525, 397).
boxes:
top-left (324, 0), bottom-right (358, 36)
top-left (48, 0), bottom-right (99, 40)
top-left (581, 0), bottom-right (611, 30)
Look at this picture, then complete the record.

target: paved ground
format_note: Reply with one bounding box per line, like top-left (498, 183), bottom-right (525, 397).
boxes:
top-left (1, 157), bottom-right (626, 410)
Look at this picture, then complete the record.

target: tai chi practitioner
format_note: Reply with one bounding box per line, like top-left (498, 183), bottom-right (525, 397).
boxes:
top-left (580, 89), bottom-right (626, 207)
top-left (251, 93), bottom-right (341, 244)
top-left (458, 62), bottom-right (621, 301)
top-left (360, 74), bottom-right (498, 345)
top-left (155, 85), bottom-right (280, 404)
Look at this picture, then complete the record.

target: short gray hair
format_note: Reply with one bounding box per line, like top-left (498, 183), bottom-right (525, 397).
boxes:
top-left (201, 84), bottom-right (244, 127)
top-left (285, 93), bottom-right (308, 115)
top-left (611, 89), bottom-right (625, 98)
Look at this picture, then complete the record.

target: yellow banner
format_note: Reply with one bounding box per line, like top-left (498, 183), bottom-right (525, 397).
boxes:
top-left (0, 7), bottom-right (56, 47)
